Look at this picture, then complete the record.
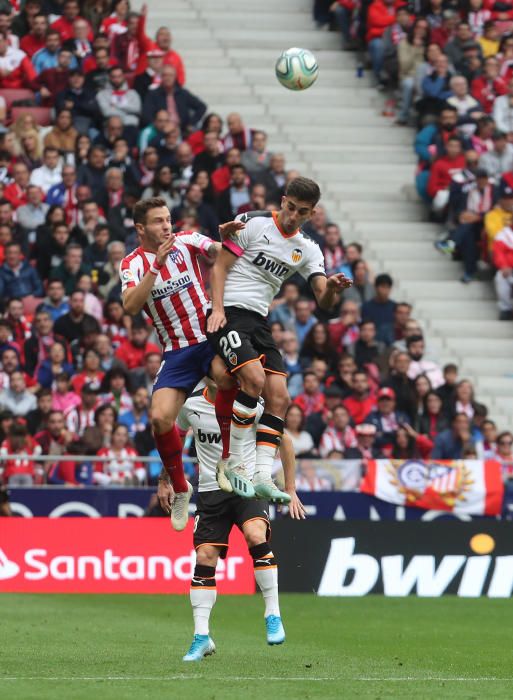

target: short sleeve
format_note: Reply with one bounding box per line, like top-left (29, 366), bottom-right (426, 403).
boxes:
top-left (176, 408), bottom-right (191, 432)
top-left (176, 230), bottom-right (214, 256)
top-left (222, 215), bottom-right (251, 258)
top-left (298, 242), bottom-right (326, 282)
top-left (119, 257), bottom-right (139, 292)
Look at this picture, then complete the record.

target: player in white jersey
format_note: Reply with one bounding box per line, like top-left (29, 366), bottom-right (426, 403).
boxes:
top-left (120, 197), bottom-right (240, 531)
top-left (157, 379), bottom-right (305, 662)
top-left (207, 177), bottom-right (352, 502)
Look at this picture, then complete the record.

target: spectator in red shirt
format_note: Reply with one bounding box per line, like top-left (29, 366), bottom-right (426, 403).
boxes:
top-left (95, 423), bottom-right (145, 485)
top-left (343, 370), bottom-right (377, 425)
top-left (366, 0), bottom-right (399, 87)
top-left (0, 31), bottom-right (36, 89)
top-left (19, 13), bottom-right (48, 57)
top-left (111, 11), bottom-right (143, 72)
top-left (471, 56), bottom-right (507, 114)
top-left (51, 0), bottom-right (93, 42)
top-left (35, 409), bottom-right (74, 455)
top-left (211, 147), bottom-right (241, 194)
top-left (114, 318), bottom-right (160, 370)
top-left (71, 348), bottom-right (104, 393)
top-left (427, 136), bottom-right (466, 213)
top-left (430, 10), bottom-right (457, 49)
top-left (293, 371), bottom-right (326, 417)
top-left (0, 421), bottom-right (42, 485)
top-left (137, 24), bottom-right (186, 85)
top-left (4, 162), bottom-right (30, 209)
top-left (492, 225), bottom-right (513, 319)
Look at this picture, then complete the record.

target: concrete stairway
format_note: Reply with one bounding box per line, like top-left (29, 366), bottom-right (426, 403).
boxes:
top-left (142, 0), bottom-right (513, 430)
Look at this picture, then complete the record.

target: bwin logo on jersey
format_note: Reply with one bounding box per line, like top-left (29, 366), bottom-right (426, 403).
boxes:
top-left (197, 429), bottom-right (221, 445)
top-left (252, 252), bottom-right (290, 278)
top-left (291, 248), bottom-right (302, 263)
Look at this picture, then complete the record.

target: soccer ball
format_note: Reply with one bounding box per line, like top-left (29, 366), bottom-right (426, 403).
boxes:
top-left (275, 47), bottom-right (319, 91)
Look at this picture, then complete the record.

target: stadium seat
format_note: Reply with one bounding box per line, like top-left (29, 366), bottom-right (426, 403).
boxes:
top-left (10, 106), bottom-right (52, 127)
top-left (2, 88), bottom-right (35, 111)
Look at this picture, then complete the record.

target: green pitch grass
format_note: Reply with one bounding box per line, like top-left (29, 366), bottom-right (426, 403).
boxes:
top-left (1, 594), bottom-right (513, 699)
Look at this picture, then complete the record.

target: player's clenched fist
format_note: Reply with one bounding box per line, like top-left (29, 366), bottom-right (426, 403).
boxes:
top-left (156, 233), bottom-right (177, 266)
top-left (207, 310), bottom-right (227, 333)
top-left (326, 272), bottom-right (353, 291)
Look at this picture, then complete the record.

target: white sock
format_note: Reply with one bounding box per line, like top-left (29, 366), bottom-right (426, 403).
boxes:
top-left (255, 414), bottom-right (283, 482)
top-left (190, 587), bottom-right (217, 635)
top-left (255, 566), bottom-right (280, 617)
top-left (230, 392), bottom-right (257, 460)
top-left (254, 443), bottom-right (278, 482)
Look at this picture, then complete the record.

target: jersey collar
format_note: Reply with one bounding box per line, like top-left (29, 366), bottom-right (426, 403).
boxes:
top-left (272, 211), bottom-right (299, 239)
top-left (202, 387), bottom-right (215, 405)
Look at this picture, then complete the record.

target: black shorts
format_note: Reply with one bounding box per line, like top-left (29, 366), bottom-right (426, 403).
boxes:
top-left (193, 490), bottom-right (270, 559)
top-left (206, 306), bottom-right (287, 376)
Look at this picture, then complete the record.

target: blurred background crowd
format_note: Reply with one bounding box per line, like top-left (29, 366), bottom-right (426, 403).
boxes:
top-left (0, 0), bottom-right (511, 492)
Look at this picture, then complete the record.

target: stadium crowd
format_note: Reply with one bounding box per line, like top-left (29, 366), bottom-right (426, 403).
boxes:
top-left (0, 0), bottom-right (511, 492)
top-left (316, 0), bottom-right (513, 306)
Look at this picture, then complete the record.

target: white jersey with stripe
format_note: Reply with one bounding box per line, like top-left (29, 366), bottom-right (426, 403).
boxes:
top-left (176, 387), bottom-right (264, 492)
top-left (119, 231), bottom-right (213, 352)
top-left (221, 210), bottom-right (326, 317)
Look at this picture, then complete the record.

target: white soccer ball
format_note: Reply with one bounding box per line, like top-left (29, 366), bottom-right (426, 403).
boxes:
top-left (275, 47), bottom-right (319, 91)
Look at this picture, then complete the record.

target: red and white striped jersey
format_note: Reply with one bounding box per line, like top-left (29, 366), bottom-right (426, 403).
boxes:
top-left (119, 231), bottom-right (214, 352)
top-left (95, 446), bottom-right (144, 484)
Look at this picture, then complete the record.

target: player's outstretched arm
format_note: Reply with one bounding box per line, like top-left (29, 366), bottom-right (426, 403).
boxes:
top-left (310, 272), bottom-right (352, 311)
top-left (122, 234), bottom-right (176, 315)
top-left (207, 247), bottom-right (238, 333)
top-left (280, 433), bottom-right (306, 520)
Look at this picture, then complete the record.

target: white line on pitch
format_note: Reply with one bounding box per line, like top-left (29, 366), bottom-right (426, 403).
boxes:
top-left (2, 676), bottom-right (513, 682)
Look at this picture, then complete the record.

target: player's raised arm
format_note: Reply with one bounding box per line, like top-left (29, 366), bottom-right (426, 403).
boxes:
top-left (279, 433), bottom-right (306, 520)
top-left (207, 246), bottom-right (239, 333)
top-left (122, 233), bottom-right (176, 315)
top-left (310, 272), bottom-right (352, 311)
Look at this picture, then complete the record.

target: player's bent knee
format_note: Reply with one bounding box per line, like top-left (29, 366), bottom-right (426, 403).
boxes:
top-left (265, 390), bottom-right (290, 417)
top-left (238, 365), bottom-right (265, 397)
top-left (243, 521), bottom-right (268, 547)
top-left (151, 414), bottom-right (174, 435)
top-left (196, 545), bottom-right (221, 567)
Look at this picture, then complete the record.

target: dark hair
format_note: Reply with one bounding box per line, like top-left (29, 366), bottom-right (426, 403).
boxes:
top-left (392, 426), bottom-right (416, 458)
top-left (100, 366), bottom-right (131, 394)
top-left (133, 196), bottom-right (168, 225)
top-left (406, 334), bottom-right (424, 347)
top-left (443, 363), bottom-right (458, 373)
top-left (201, 112), bottom-right (223, 132)
top-left (424, 390), bottom-right (442, 413)
top-left (285, 176), bottom-right (321, 206)
top-left (8, 422), bottom-right (28, 439)
top-left (375, 273), bottom-right (393, 287)
top-left (350, 259), bottom-right (367, 277)
top-left (407, 17), bottom-right (430, 46)
top-left (301, 322), bottom-right (334, 363)
top-left (285, 403), bottom-right (306, 430)
top-left (94, 403), bottom-right (117, 424)
top-left (151, 165), bottom-right (175, 196)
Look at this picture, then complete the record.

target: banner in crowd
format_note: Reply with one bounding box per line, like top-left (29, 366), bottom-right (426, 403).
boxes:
top-left (0, 519), bottom-right (254, 594)
top-left (360, 459), bottom-right (504, 516)
top-left (8, 488), bottom-right (498, 520)
top-left (272, 520), bottom-right (513, 597)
